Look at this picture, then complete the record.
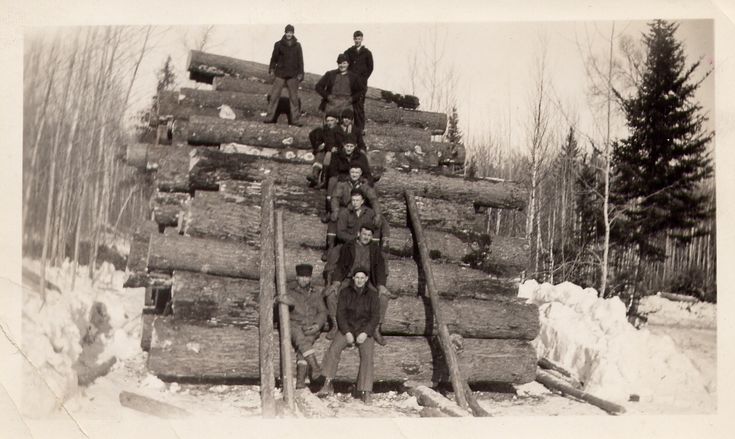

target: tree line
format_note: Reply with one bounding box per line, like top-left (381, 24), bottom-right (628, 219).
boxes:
top-left (461, 21), bottom-right (715, 303)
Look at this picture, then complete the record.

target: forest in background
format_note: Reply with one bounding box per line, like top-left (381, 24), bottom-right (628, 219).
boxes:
top-left (22, 20), bottom-right (715, 307)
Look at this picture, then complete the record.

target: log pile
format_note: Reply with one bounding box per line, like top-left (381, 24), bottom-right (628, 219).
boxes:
top-left (123, 50), bottom-right (537, 394)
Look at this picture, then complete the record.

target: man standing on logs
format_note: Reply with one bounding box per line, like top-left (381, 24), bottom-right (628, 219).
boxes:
top-left (343, 30), bottom-right (373, 135)
top-left (265, 24), bottom-right (304, 127)
top-left (324, 224), bottom-right (391, 346)
top-left (316, 267), bottom-right (380, 404)
top-left (282, 263), bottom-right (327, 389)
top-left (315, 54), bottom-right (365, 118)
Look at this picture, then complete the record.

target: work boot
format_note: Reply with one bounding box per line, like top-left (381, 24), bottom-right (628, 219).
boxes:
top-left (305, 354), bottom-right (321, 380)
top-left (263, 118), bottom-right (276, 124)
top-left (306, 167), bottom-right (321, 188)
top-left (320, 199), bottom-right (331, 223)
top-left (321, 235), bottom-right (335, 262)
top-left (295, 362), bottom-right (308, 389)
top-left (373, 324), bottom-right (386, 346)
top-left (316, 378), bottom-right (334, 397)
top-left (359, 391), bottom-right (372, 405)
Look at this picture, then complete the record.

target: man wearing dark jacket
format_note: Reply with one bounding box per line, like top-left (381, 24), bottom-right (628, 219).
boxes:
top-left (316, 266), bottom-right (380, 404)
top-left (323, 224), bottom-right (391, 346)
top-left (315, 54), bottom-right (365, 116)
top-left (265, 24), bottom-right (304, 126)
top-left (344, 30), bottom-right (374, 134)
top-left (307, 110), bottom-right (342, 188)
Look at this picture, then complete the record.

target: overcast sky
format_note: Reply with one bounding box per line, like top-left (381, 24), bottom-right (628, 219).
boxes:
top-left (95, 19), bottom-right (712, 154)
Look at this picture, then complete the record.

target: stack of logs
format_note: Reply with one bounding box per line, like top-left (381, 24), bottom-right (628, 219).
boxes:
top-left (125, 50), bottom-right (537, 386)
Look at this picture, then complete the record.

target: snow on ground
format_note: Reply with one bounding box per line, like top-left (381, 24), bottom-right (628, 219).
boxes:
top-left (519, 280), bottom-right (716, 414)
top-left (20, 257), bottom-right (715, 421)
top-left (637, 293), bottom-right (716, 328)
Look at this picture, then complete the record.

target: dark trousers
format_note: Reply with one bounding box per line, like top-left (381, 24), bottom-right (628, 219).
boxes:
top-left (267, 77), bottom-right (300, 123)
top-left (321, 331), bottom-right (375, 392)
top-left (291, 325), bottom-right (319, 360)
top-left (353, 92), bottom-right (366, 133)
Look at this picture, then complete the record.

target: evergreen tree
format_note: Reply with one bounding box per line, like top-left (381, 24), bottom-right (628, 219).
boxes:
top-left (446, 105), bottom-right (462, 144)
top-left (612, 20), bottom-right (713, 262)
top-left (156, 55), bottom-right (177, 93)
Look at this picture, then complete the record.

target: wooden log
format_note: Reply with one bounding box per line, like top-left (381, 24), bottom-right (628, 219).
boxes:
top-left (658, 291), bottom-right (700, 303)
top-left (188, 147), bottom-right (521, 210)
top-left (140, 310), bottom-right (155, 352)
top-left (188, 49), bottom-right (386, 101)
top-left (147, 234), bottom-right (517, 299)
top-left (420, 407), bottom-right (450, 417)
top-left (150, 191), bottom-right (190, 228)
top-left (155, 144), bottom-right (192, 192)
top-left (119, 391), bottom-right (192, 419)
top-left (294, 388), bottom-right (336, 418)
top-left (180, 191), bottom-right (475, 261)
top-left (169, 271), bottom-right (539, 339)
top-left (274, 210), bottom-right (295, 411)
top-left (482, 235), bottom-right (530, 276)
top-left (405, 189), bottom-right (469, 411)
top-left (147, 318), bottom-right (538, 384)
top-left (536, 370), bottom-right (626, 415)
top-left (184, 115), bottom-right (455, 158)
top-left (125, 143), bottom-right (167, 170)
top-left (258, 177), bottom-right (277, 417)
top-left (408, 385), bottom-right (471, 417)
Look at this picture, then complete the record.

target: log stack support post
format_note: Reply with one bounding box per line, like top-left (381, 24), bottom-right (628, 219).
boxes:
top-left (275, 209), bottom-right (295, 412)
top-left (258, 176), bottom-right (276, 417)
top-left (404, 190), bottom-right (470, 413)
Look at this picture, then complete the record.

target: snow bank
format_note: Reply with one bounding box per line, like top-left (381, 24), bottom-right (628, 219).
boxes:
top-left (22, 258), bottom-right (144, 417)
top-left (637, 294), bottom-right (716, 329)
top-left (519, 280), bottom-right (714, 411)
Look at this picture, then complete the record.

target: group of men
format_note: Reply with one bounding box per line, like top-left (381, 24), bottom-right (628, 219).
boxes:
top-left (266, 25), bottom-right (391, 404)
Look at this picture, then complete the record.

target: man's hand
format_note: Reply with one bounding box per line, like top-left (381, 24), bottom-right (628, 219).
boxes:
top-left (356, 332), bottom-right (368, 344)
top-left (268, 70), bottom-right (275, 79)
top-left (297, 74), bottom-right (304, 82)
top-left (275, 295), bottom-right (294, 306)
top-left (330, 209), bottom-right (339, 222)
top-left (345, 332), bottom-right (355, 344)
top-left (373, 212), bottom-right (382, 226)
top-left (381, 237), bottom-right (390, 251)
top-left (303, 324), bottom-right (321, 335)
top-left (378, 285), bottom-right (390, 298)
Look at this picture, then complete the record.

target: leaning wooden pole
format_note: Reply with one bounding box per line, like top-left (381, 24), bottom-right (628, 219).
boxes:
top-left (275, 209), bottom-right (295, 412)
top-left (404, 190), bottom-right (469, 411)
top-left (258, 176), bottom-right (276, 417)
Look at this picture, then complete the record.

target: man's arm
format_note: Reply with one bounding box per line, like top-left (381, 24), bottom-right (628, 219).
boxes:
top-left (335, 209), bottom-right (354, 244)
top-left (351, 74), bottom-right (366, 104)
top-left (315, 71), bottom-right (330, 99)
top-left (366, 50), bottom-right (374, 80)
top-left (336, 288), bottom-right (352, 335)
top-left (297, 43), bottom-right (304, 78)
top-left (372, 245), bottom-right (388, 287)
top-left (268, 42), bottom-right (279, 75)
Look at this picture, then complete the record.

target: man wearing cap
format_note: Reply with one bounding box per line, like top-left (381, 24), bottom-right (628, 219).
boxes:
top-left (322, 165), bottom-right (379, 261)
top-left (283, 263), bottom-right (328, 389)
top-left (265, 24), bottom-right (304, 126)
top-left (337, 108), bottom-right (367, 152)
top-left (315, 53), bottom-right (365, 117)
top-left (307, 110), bottom-right (342, 188)
top-left (343, 30), bottom-right (374, 134)
top-left (316, 266), bottom-right (380, 404)
top-left (324, 133), bottom-right (373, 191)
top-left (324, 224), bottom-right (392, 346)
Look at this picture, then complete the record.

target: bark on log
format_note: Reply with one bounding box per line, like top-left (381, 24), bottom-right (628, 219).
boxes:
top-left (294, 388), bottom-right (336, 418)
top-left (148, 318), bottom-right (538, 384)
top-left (536, 370), bottom-right (626, 415)
top-left (188, 50), bottom-right (386, 101)
top-left (482, 235), bottom-right (530, 276)
top-left (408, 385), bottom-right (471, 417)
top-left (148, 234), bottom-right (517, 298)
top-left (184, 115), bottom-right (455, 158)
top-left (169, 271), bottom-right (538, 339)
top-left (150, 191), bottom-right (190, 228)
top-left (258, 177), bottom-right (277, 417)
top-left (188, 148), bottom-right (520, 210)
top-left (155, 145), bottom-right (192, 192)
top-left (119, 391), bottom-right (192, 418)
top-left (180, 191), bottom-right (475, 261)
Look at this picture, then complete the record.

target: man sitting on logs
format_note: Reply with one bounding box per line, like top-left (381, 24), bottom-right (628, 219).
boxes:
top-left (316, 266), bottom-right (380, 404)
top-left (307, 110), bottom-right (342, 188)
top-left (322, 165), bottom-right (380, 259)
top-left (337, 108), bottom-right (366, 151)
top-left (281, 263), bottom-right (328, 389)
top-left (324, 223), bottom-right (391, 346)
top-left (315, 53), bottom-right (365, 118)
top-left (324, 133), bottom-right (373, 191)
top-left (264, 24), bottom-right (304, 127)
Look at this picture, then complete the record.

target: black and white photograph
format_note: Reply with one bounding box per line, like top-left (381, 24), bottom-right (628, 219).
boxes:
top-left (1, 1), bottom-right (733, 438)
